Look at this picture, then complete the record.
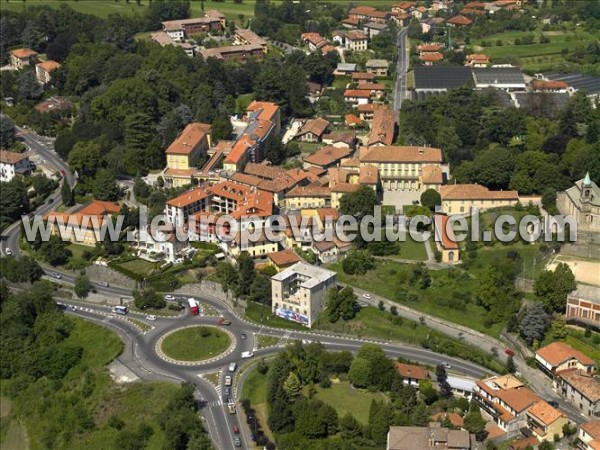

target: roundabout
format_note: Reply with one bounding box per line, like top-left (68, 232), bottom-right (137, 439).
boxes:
top-left (157, 325), bottom-right (236, 365)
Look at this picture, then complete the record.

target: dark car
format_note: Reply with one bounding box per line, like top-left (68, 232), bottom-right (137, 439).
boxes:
top-left (548, 400), bottom-right (559, 408)
top-left (241, 333), bottom-right (246, 340)
top-left (224, 387), bottom-right (231, 396)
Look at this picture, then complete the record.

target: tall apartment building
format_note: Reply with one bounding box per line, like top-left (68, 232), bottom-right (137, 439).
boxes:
top-left (163, 123), bottom-right (212, 187)
top-left (271, 262), bottom-right (337, 328)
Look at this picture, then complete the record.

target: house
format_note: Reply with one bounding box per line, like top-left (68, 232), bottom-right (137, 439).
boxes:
top-left (439, 184), bottom-right (519, 215)
top-left (284, 186), bottom-right (332, 209)
top-left (234, 28), bottom-right (267, 50)
top-left (327, 166), bottom-right (379, 208)
top-left (446, 15), bottom-right (473, 26)
top-left (162, 16), bottom-right (223, 41)
top-left (9, 48), bottom-right (37, 69)
top-left (34, 96), bottom-right (73, 114)
top-left (226, 228), bottom-right (279, 259)
top-left (535, 342), bottom-right (596, 377)
top-left (394, 363), bottom-right (429, 387)
top-left (352, 72), bottom-right (376, 83)
top-left (386, 425), bottom-right (476, 450)
top-left (151, 32), bottom-right (194, 57)
top-left (345, 31), bottom-right (369, 51)
top-left (348, 6), bottom-right (390, 24)
top-left (577, 420), bottom-right (600, 450)
top-left (420, 52), bottom-right (445, 65)
top-left (301, 32), bottom-right (328, 52)
top-left (465, 54), bottom-right (491, 67)
top-left (362, 21), bottom-right (388, 38)
top-left (421, 164), bottom-right (444, 191)
top-left (461, 7), bottom-right (487, 15)
top-left (531, 80), bottom-right (569, 92)
top-left (303, 146), bottom-right (353, 170)
top-left (472, 67), bottom-right (526, 91)
top-left (557, 173), bottom-right (600, 233)
top-left (200, 44), bottom-right (265, 62)
top-left (322, 131), bottom-right (357, 149)
top-left (163, 123), bottom-right (212, 187)
top-left (341, 17), bottom-right (360, 28)
top-left (391, 2), bottom-right (416, 15)
top-left (345, 113), bottom-right (363, 127)
top-left (366, 59), bottom-right (390, 76)
top-left (446, 376), bottom-right (476, 399)
top-left (431, 412), bottom-right (464, 429)
top-left (311, 240), bottom-right (338, 264)
top-left (165, 187), bottom-right (210, 228)
top-left (368, 108), bottom-right (396, 147)
top-left (44, 200), bottom-right (121, 247)
top-left (344, 89), bottom-right (371, 105)
top-left (335, 63), bottom-right (358, 75)
top-left (0, 151), bottom-right (31, 182)
top-left (419, 43), bottom-right (444, 52)
top-left (295, 118), bottom-right (330, 143)
top-left (421, 17), bottom-right (446, 33)
top-left (271, 262), bottom-right (337, 328)
top-left (321, 45), bottom-right (337, 56)
top-left (554, 369), bottom-right (600, 417)
top-left (35, 60), bottom-right (61, 85)
top-left (434, 214), bottom-right (460, 264)
top-left (509, 437), bottom-right (540, 450)
top-left (566, 285), bottom-right (600, 327)
top-left (358, 103), bottom-right (385, 121)
top-left (268, 249), bottom-right (302, 271)
top-left (359, 146), bottom-right (443, 192)
top-left (473, 374), bottom-right (541, 433)
top-left (358, 82), bottom-right (386, 99)
top-left (135, 224), bottom-right (189, 263)
top-left (525, 400), bottom-right (569, 442)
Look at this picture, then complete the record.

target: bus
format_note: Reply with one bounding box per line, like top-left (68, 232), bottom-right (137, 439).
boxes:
top-left (112, 305), bottom-right (128, 315)
top-left (188, 298), bottom-right (199, 316)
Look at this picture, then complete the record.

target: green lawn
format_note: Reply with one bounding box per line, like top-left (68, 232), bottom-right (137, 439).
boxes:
top-left (240, 366), bottom-right (274, 442)
top-left (117, 258), bottom-right (156, 277)
top-left (1, 0), bottom-right (148, 18)
top-left (332, 76), bottom-right (351, 90)
top-left (245, 302), bottom-right (308, 331)
top-left (396, 237), bottom-right (428, 261)
top-left (67, 243), bottom-right (90, 259)
top-left (297, 141), bottom-right (321, 154)
top-left (256, 335), bottom-right (280, 349)
top-left (161, 326), bottom-right (231, 361)
top-left (313, 381), bottom-right (388, 425)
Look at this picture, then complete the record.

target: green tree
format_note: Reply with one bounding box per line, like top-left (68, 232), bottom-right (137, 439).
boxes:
top-left (435, 364), bottom-right (452, 398)
top-left (39, 236), bottom-right (72, 266)
top-left (211, 115), bottom-right (233, 141)
top-left (0, 115), bottom-right (15, 148)
top-left (535, 263), bottom-right (576, 312)
top-left (92, 169), bottom-right (119, 201)
top-left (74, 273), bottom-right (91, 299)
top-left (357, 344), bottom-right (396, 391)
top-left (283, 371), bottom-right (301, 398)
top-left (507, 355), bottom-right (516, 373)
top-left (419, 379), bottom-right (438, 404)
top-left (420, 189), bottom-right (441, 211)
top-left (519, 301), bottom-right (550, 345)
top-left (551, 314), bottom-right (567, 339)
top-left (341, 249), bottom-right (374, 275)
top-left (348, 357), bottom-right (372, 389)
top-left (236, 252), bottom-right (255, 298)
top-left (326, 286), bottom-right (359, 323)
top-left (68, 141), bottom-right (102, 180)
top-left (133, 288), bottom-right (166, 310)
top-left (368, 401), bottom-right (392, 445)
top-left (19, 70), bottom-right (43, 100)
top-left (339, 412), bottom-right (362, 438)
top-left (339, 185), bottom-right (380, 218)
top-left (61, 180), bottom-right (74, 206)
top-left (264, 133), bottom-right (286, 165)
top-left (463, 402), bottom-right (486, 434)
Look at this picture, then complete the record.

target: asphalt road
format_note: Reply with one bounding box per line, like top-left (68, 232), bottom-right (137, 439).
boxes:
top-left (393, 27), bottom-right (409, 113)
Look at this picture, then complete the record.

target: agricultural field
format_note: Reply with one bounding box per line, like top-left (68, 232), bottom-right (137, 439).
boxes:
top-left (1, 0), bottom-right (148, 18)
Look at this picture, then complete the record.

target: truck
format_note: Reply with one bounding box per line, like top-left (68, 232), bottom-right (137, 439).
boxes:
top-left (188, 298), bottom-right (199, 316)
top-left (112, 305), bottom-right (128, 315)
top-left (217, 318), bottom-right (231, 326)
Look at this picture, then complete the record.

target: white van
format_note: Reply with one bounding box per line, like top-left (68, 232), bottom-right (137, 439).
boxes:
top-left (224, 375), bottom-right (232, 386)
top-left (228, 362), bottom-right (237, 372)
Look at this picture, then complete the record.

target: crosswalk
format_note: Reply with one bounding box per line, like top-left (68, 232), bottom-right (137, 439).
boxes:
top-left (206, 399), bottom-right (223, 408)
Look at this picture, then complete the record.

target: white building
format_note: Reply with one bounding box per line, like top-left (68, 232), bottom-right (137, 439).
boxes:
top-left (0, 150), bottom-right (31, 182)
top-left (271, 262), bottom-right (337, 328)
top-left (134, 225), bottom-right (190, 263)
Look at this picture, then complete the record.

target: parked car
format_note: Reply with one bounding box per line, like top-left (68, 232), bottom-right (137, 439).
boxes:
top-left (241, 351), bottom-right (254, 359)
top-left (362, 293), bottom-right (372, 299)
top-left (224, 387), bottom-right (231, 396)
top-left (164, 294), bottom-right (175, 301)
top-left (224, 376), bottom-right (232, 386)
top-left (227, 403), bottom-right (236, 414)
top-left (4, 248), bottom-right (11, 255)
top-left (99, 281), bottom-right (109, 287)
top-left (548, 400), bottom-right (559, 408)
top-left (233, 425), bottom-right (239, 434)
top-left (504, 348), bottom-right (515, 357)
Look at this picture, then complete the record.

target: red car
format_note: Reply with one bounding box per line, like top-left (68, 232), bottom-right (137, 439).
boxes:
top-left (217, 318), bottom-right (231, 326)
top-left (233, 425), bottom-right (239, 434)
top-left (504, 348), bottom-right (515, 357)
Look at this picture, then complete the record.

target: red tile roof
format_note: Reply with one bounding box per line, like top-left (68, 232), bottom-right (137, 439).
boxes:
top-left (345, 113), bottom-right (363, 126)
top-left (532, 80), bottom-right (569, 90)
top-left (580, 421), bottom-right (600, 440)
top-left (10, 48), bottom-right (37, 59)
top-left (36, 60), bottom-right (61, 72)
top-left (536, 342), bottom-right (595, 367)
top-left (352, 72), bottom-right (376, 81)
top-left (166, 123), bottom-right (212, 155)
top-left (269, 249), bottom-right (301, 267)
top-left (447, 14), bottom-right (473, 25)
top-left (360, 146), bottom-right (442, 163)
top-left (395, 363), bottom-right (429, 380)
top-left (496, 387), bottom-right (540, 413)
top-left (344, 89), bottom-right (371, 98)
top-left (166, 187), bottom-right (210, 208)
top-left (368, 108), bottom-right (396, 146)
top-left (304, 146), bottom-right (353, 168)
top-left (431, 412), bottom-right (464, 428)
top-left (0, 150), bottom-right (28, 165)
top-left (224, 134), bottom-right (254, 164)
top-left (247, 100), bottom-right (280, 122)
top-left (435, 214), bottom-right (459, 250)
top-left (526, 400), bottom-right (564, 426)
top-left (422, 165), bottom-right (443, 184)
top-left (297, 117), bottom-right (330, 138)
top-left (418, 43), bottom-right (444, 52)
top-left (440, 184), bottom-right (518, 201)
top-left (420, 52), bottom-right (444, 62)
top-left (555, 369), bottom-right (600, 402)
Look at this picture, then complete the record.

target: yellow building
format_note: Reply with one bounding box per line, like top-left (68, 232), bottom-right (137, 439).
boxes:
top-left (440, 184), bottom-right (519, 215)
top-left (284, 186), bottom-right (331, 209)
top-left (525, 400), bottom-right (569, 442)
top-left (358, 146), bottom-right (443, 191)
top-left (163, 122), bottom-right (212, 187)
top-left (44, 200), bottom-right (120, 246)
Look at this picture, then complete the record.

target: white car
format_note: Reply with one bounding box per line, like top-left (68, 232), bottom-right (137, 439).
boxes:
top-left (146, 315), bottom-right (156, 321)
top-left (5, 248), bottom-right (12, 255)
top-left (164, 295), bottom-right (175, 301)
top-left (241, 351), bottom-right (254, 359)
top-left (362, 293), bottom-right (372, 299)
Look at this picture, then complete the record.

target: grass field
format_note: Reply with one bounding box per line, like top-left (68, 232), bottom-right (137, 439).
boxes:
top-left (116, 258), bottom-right (156, 277)
top-left (313, 381), bottom-right (388, 424)
top-left (1, 0), bottom-right (148, 18)
top-left (396, 237), bottom-right (428, 261)
top-left (66, 243), bottom-right (90, 259)
top-left (256, 335), bottom-right (280, 349)
top-left (245, 302), bottom-right (308, 331)
top-left (161, 326), bottom-right (231, 361)
top-left (0, 398), bottom-right (29, 450)
top-left (240, 366), bottom-right (274, 442)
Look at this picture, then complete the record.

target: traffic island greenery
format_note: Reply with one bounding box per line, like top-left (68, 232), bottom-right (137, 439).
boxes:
top-left (161, 326), bottom-right (232, 362)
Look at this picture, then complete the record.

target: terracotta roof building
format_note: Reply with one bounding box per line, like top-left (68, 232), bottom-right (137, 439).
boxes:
top-left (268, 249), bottom-right (302, 271)
top-left (295, 117), bottom-right (330, 143)
top-left (387, 425), bottom-right (476, 450)
top-left (447, 15), bottom-right (473, 26)
top-left (431, 412), bottom-right (465, 428)
top-left (536, 341), bottom-right (596, 377)
top-left (9, 48), bottom-right (37, 69)
top-left (395, 363), bottom-right (429, 386)
top-left (303, 146), bottom-right (353, 170)
top-left (554, 369), bottom-right (600, 417)
top-left (465, 53), bottom-right (491, 67)
top-left (440, 184), bottom-right (519, 215)
top-left (35, 60), bottom-right (61, 85)
top-left (420, 51), bottom-right (445, 64)
top-left (368, 108), bottom-right (396, 146)
top-left (0, 150), bottom-right (31, 182)
top-left (435, 214), bottom-right (460, 263)
top-left (578, 421), bottom-right (600, 450)
top-left (525, 400), bottom-right (568, 441)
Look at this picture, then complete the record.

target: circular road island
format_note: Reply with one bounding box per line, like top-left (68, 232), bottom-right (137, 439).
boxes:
top-left (160, 326), bottom-right (232, 362)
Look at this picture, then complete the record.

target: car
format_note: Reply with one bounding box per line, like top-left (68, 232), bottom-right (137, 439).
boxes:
top-left (146, 315), bottom-right (156, 321)
top-left (224, 387), bottom-right (231, 396)
top-left (47, 197), bottom-right (54, 204)
top-left (441, 362), bottom-right (452, 369)
top-left (68, 305), bottom-right (77, 311)
top-left (362, 293), bottom-right (372, 299)
top-left (224, 376), bottom-right (232, 386)
top-left (504, 348), bottom-right (515, 357)
top-left (218, 318), bottom-right (231, 326)
top-left (164, 295), bottom-right (175, 301)
top-left (548, 400), bottom-right (559, 408)
top-left (241, 351), bottom-right (254, 359)
top-left (222, 395), bottom-right (229, 403)
top-left (52, 272), bottom-right (62, 279)
top-left (240, 333), bottom-right (246, 340)
top-left (233, 437), bottom-right (242, 447)
top-left (5, 248), bottom-right (11, 255)
top-left (99, 281), bottom-right (109, 287)
top-left (233, 425), bottom-right (239, 434)
top-left (227, 403), bottom-right (236, 414)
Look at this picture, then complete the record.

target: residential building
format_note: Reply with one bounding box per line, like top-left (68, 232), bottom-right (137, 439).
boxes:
top-left (431, 412), bottom-right (465, 429)
top-left (446, 376), bottom-right (476, 399)
top-left (9, 48), bottom-right (37, 69)
top-left (439, 184), bottom-right (519, 215)
top-left (386, 425), bottom-right (476, 450)
top-left (535, 342), bottom-right (596, 377)
top-left (362, 21), bottom-right (388, 37)
top-left (199, 44), bottom-right (265, 62)
top-left (343, 89), bottom-right (371, 105)
top-left (226, 229), bottom-right (279, 259)
top-left (322, 131), bottom-right (357, 149)
top-left (268, 249), bottom-right (302, 271)
top-left (284, 186), bottom-right (331, 209)
top-left (566, 285), bottom-right (600, 326)
top-left (151, 32), bottom-right (194, 57)
top-left (303, 146), bottom-right (353, 170)
top-left (577, 421), bottom-right (600, 450)
top-left (434, 214), bottom-right (460, 263)
top-left (134, 224), bottom-right (189, 263)
top-left (44, 200), bottom-right (120, 246)
top-left (295, 118), bottom-right (330, 143)
top-left (368, 108), bottom-right (396, 147)
top-left (352, 72), bottom-right (376, 83)
top-left (301, 32), bottom-right (328, 52)
top-left (473, 374), bottom-right (541, 433)
top-left (420, 51), bottom-right (445, 65)
top-left (421, 17), bottom-right (446, 33)
top-left (554, 369), bottom-right (600, 417)
top-left (35, 60), bottom-right (61, 85)
top-left (34, 96), bottom-right (73, 114)
top-left (163, 122), bottom-right (212, 187)
top-left (271, 262), bottom-right (337, 328)
top-left (394, 363), bottom-right (429, 387)
top-left (165, 187), bottom-right (210, 228)
top-left (234, 28), bottom-right (267, 50)
top-left (345, 113), bottom-right (363, 127)
top-left (557, 173), bottom-right (600, 233)
top-left (162, 16), bottom-right (223, 41)
top-left (328, 165), bottom-right (379, 209)
top-left (446, 14), bottom-right (473, 26)
top-left (348, 6), bottom-right (390, 23)
top-left (0, 150), bottom-right (31, 182)
top-left (465, 54), bottom-right (491, 67)
top-left (358, 146), bottom-right (443, 191)
top-left (472, 67), bottom-right (526, 91)
top-left (391, 1), bottom-right (417, 14)
top-left (358, 82), bottom-right (386, 99)
top-left (525, 400), bottom-right (569, 442)
top-left (366, 59), bottom-right (390, 76)
top-left (358, 103), bottom-right (385, 121)
top-left (335, 63), bottom-right (358, 75)
top-left (531, 80), bottom-right (569, 92)
top-left (311, 240), bottom-right (338, 264)
top-left (422, 164), bottom-right (444, 191)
